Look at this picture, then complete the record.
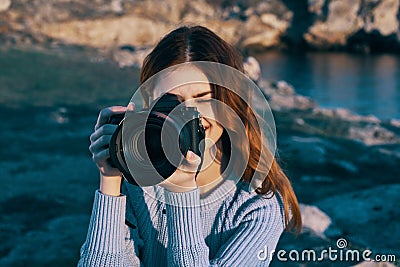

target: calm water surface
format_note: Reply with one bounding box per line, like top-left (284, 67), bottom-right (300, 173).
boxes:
top-left (257, 51), bottom-right (400, 120)
top-left (1, 48), bottom-right (399, 120)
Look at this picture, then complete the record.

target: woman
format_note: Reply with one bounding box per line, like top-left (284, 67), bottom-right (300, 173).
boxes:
top-left (79, 25), bottom-right (301, 266)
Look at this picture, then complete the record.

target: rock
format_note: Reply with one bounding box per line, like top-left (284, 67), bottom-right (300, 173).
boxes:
top-left (307, 107), bottom-right (398, 145)
top-left (40, 15), bottom-right (171, 48)
top-left (0, 215), bottom-right (89, 265)
top-left (260, 13), bottom-right (290, 32)
top-left (286, 136), bottom-right (328, 165)
top-left (332, 159), bottom-right (358, 173)
top-left (305, 0), bottom-right (364, 48)
top-left (353, 261), bottom-right (397, 267)
top-left (305, 0), bottom-right (400, 51)
top-left (49, 107), bottom-right (69, 124)
top-left (229, 1), bottom-right (292, 51)
top-left (312, 108), bottom-right (381, 123)
top-left (253, 0), bottom-right (293, 20)
top-left (299, 203), bottom-right (332, 237)
top-left (390, 119), bottom-right (400, 128)
top-left (272, 80), bottom-right (295, 95)
top-left (241, 15), bottom-right (283, 51)
top-left (315, 184), bottom-right (400, 254)
top-left (258, 80), bottom-right (316, 111)
top-left (223, 4), bottom-right (247, 21)
top-left (308, 0), bottom-right (325, 16)
top-left (110, 0), bottom-right (124, 15)
top-left (3, 0), bottom-right (400, 53)
top-left (269, 94), bottom-right (316, 111)
top-left (0, 0), bottom-right (10, 12)
top-left (258, 79), bottom-right (399, 147)
top-left (187, 0), bottom-right (218, 19)
top-left (300, 175), bottom-right (334, 183)
top-left (29, 0), bottom-right (242, 50)
top-left (363, 0), bottom-right (399, 36)
top-left (138, 0), bottom-right (188, 24)
top-left (243, 56), bottom-right (261, 83)
top-left (348, 124), bottom-right (398, 146)
top-left (202, 20), bottom-right (243, 46)
top-left (112, 46), bottom-right (151, 68)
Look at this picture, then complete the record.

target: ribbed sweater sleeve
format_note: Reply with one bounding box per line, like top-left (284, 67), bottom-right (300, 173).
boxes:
top-left (209, 202), bottom-right (285, 266)
top-left (77, 190), bottom-right (143, 267)
top-left (164, 188), bottom-right (285, 267)
top-left (164, 188), bottom-right (209, 266)
top-left (165, 188), bottom-right (209, 266)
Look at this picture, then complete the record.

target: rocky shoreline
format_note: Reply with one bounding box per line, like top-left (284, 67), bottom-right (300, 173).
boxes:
top-left (1, 0), bottom-right (400, 55)
top-left (1, 0), bottom-right (400, 265)
top-left (262, 79), bottom-right (400, 267)
top-left (0, 44), bottom-right (398, 266)
top-left (0, 46), bottom-right (398, 266)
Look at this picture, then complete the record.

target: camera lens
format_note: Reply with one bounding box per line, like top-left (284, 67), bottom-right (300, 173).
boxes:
top-left (146, 113), bottom-right (184, 178)
top-left (145, 124), bottom-right (163, 163)
top-left (109, 93), bottom-right (205, 186)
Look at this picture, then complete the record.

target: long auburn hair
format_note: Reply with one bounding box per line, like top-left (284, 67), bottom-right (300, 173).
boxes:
top-left (139, 25), bottom-right (302, 234)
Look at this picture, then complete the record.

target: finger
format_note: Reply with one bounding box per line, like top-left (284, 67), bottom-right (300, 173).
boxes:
top-left (95, 106), bottom-right (127, 130)
top-left (90, 124), bottom-right (118, 143)
top-left (178, 151), bottom-right (201, 173)
top-left (127, 102), bottom-right (135, 111)
top-left (92, 148), bottom-right (110, 163)
top-left (89, 135), bottom-right (112, 154)
top-left (186, 150), bottom-right (201, 163)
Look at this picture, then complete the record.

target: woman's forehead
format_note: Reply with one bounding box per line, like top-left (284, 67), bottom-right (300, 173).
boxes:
top-left (153, 66), bottom-right (210, 97)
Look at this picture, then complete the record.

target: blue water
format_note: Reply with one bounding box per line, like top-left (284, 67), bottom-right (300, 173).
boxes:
top-left (1, 48), bottom-right (399, 120)
top-left (257, 52), bottom-right (400, 120)
top-left (0, 48), bottom-right (139, 110)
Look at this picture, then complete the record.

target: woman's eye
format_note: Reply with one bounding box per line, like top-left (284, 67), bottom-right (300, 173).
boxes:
top-left (196, 99), bottom-right (212, 103)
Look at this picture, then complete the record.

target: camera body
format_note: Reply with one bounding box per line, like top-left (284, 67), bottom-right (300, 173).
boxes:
top-left (108, 93), bottom-right (205, 186)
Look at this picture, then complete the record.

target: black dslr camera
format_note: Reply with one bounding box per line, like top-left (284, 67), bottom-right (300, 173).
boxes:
top-left (108, 93), bottom-right (205, 186)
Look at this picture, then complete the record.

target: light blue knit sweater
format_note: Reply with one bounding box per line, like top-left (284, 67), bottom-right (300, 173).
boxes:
top-left (78, 175), bottom-right (286, 266)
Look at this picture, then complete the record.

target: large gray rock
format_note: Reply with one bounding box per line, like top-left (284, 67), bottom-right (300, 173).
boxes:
top-left (305, 0), bottom-right (400, 51)
top-left (39, 15), bottom-right (171, 48)
top-left (243, 56), bottom-right (261, 83)
top-left (314, 184), bottom-right (400, 255)
top-left (112, 46), bottom-right (151, 68)
top-left (0, 215), bottom-right (89, 265)
top-left (241, 14), bottom-right (285, 51)
top-left (256, 78), bottom-right (400, 146)
top-left (259, 79), bottom-right (317, 111)
top-left (0, 0), bottom-right (291, 51)
top-left (240, 0), bottom-right (293, 51)
top-left (363, 0), bottom-right (400, 36)
top-left (2, 0), bottom-right (400, 52)
top-left (0, 0), bottom-right (10, 12)
top-left (299, 203), bottom-right (333, 237)
top-left (305, 0), bottom-right (364, 48)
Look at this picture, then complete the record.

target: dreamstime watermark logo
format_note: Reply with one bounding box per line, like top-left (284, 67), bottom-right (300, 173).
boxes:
top-left (257, 238), bottom-right (397, 263)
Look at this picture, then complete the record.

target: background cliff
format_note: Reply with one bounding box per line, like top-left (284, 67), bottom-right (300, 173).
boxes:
top-left (1, 0), bottom-right (400, 54)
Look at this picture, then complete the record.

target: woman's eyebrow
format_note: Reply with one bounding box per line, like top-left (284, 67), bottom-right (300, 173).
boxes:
top-left (193, 91), bottom-right (212, 98)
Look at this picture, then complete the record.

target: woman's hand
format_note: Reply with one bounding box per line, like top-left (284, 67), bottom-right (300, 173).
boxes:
top-left (158, 151), bottom-right (202, 193)
top-left (89, 105), bottom-right (132, 196)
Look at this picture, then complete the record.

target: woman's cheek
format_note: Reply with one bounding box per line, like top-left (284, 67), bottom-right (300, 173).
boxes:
top-left (208, 120), bottom-right (224, 141)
